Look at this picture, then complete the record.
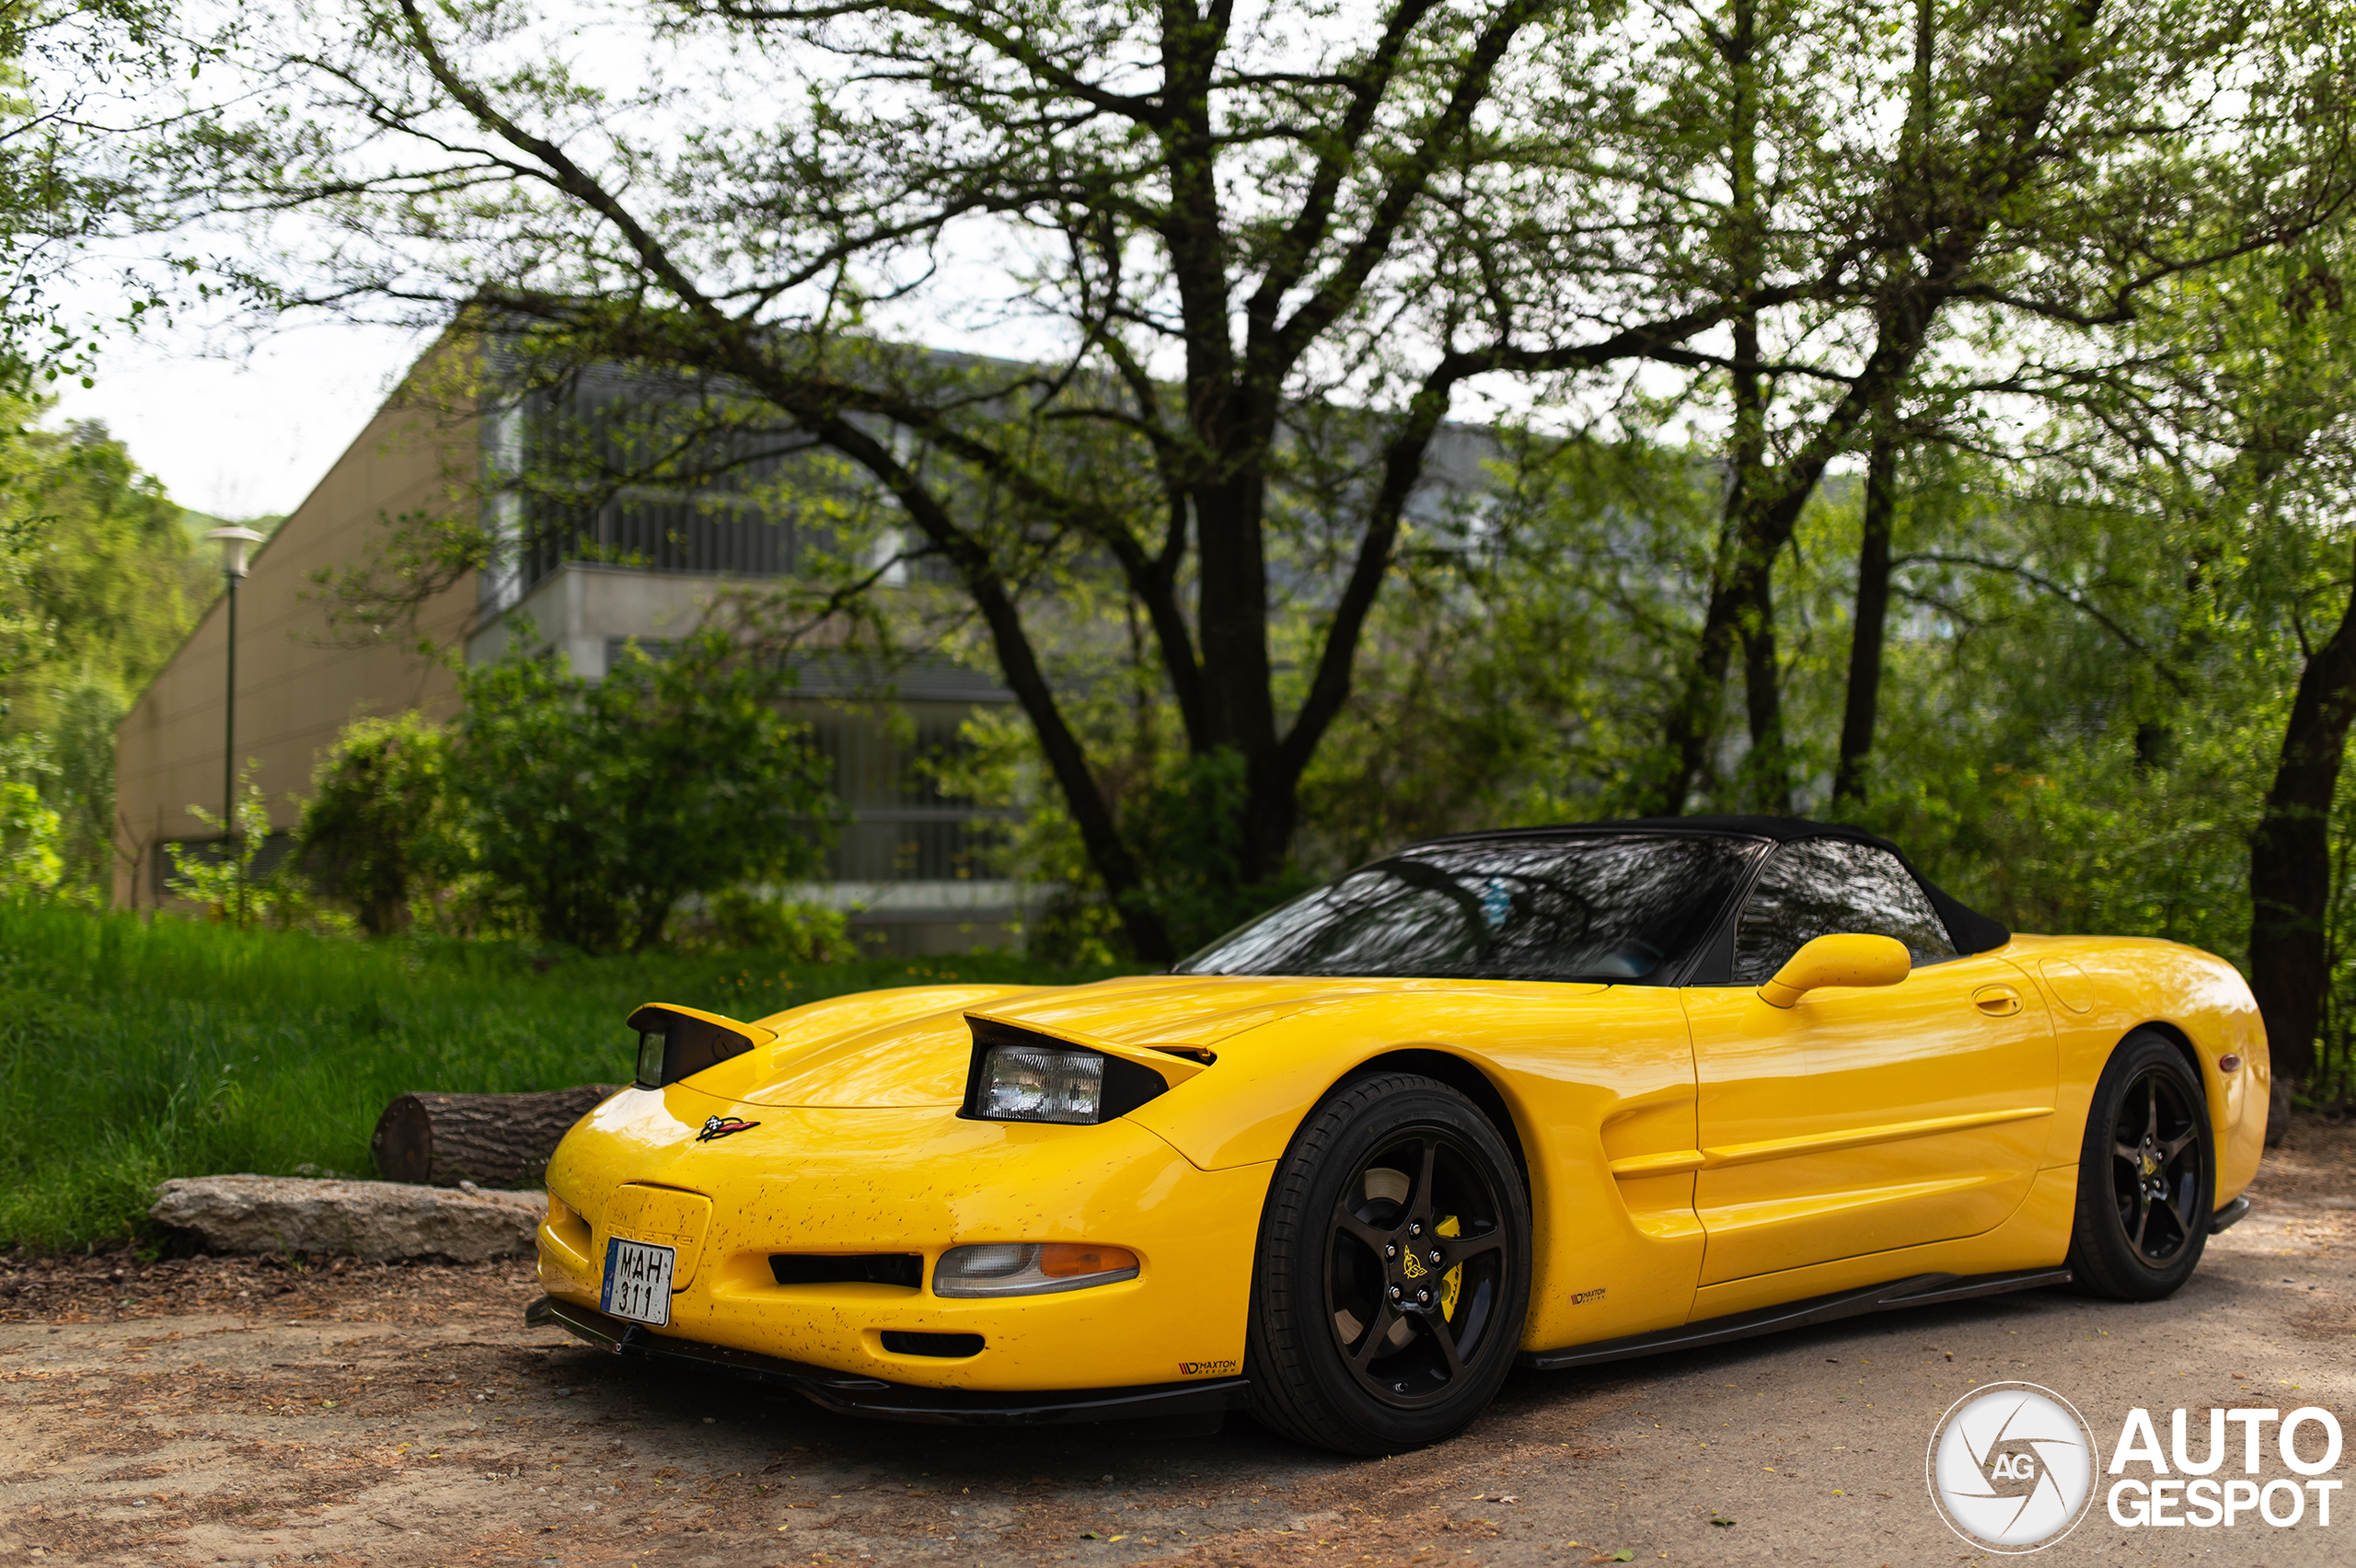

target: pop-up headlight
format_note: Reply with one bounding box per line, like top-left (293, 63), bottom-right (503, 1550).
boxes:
top-left (976, 1043), bottom-right (1106, 1123)
top-left (933, 1241), bottom-right (1140, 1297)
top-left (629, 1003), bottom-right (774, 1089)
top-left (959, 1018), bottom-right (1179, 1124)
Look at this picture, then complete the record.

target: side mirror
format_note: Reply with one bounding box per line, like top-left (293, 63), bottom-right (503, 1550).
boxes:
top-left (1757, 933), bottom-right (1911, 1009)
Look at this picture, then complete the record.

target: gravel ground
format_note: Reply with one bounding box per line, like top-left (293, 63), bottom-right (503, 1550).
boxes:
top-left (3, 1119), bottom-right (2352, 1568)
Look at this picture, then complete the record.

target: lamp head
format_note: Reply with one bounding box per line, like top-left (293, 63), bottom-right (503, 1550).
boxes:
top-left (204, 525), bottom-right (267, 579)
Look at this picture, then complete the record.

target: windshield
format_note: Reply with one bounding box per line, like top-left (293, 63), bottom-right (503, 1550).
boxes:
top-left (1174, 834), bottom-right (1762, 982)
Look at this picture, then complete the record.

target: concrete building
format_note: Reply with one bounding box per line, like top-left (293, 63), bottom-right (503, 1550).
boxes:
top-left (114, 338), bottom-right (1020, 951)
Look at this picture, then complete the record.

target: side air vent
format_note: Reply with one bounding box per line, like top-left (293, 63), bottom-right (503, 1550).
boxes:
top-left (881, 1331), bottom-right (985, 1358)
top-left (769, 1253), bottom-right (923, 1289)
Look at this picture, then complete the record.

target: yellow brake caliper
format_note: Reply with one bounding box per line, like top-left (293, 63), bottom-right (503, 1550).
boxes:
top-left (1437, 1216), bottom-right (1462, 1320)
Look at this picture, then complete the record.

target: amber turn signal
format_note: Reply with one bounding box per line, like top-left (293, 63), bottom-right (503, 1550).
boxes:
top-left (933, 1241), bottom-right (1142, 1297)
top-left (1038, 1243), bottom-right (1139, 1278)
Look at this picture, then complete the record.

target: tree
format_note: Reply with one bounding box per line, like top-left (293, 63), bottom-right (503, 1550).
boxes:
top-left (444, 623), bottom-right (837, 953)
top-left (1583, 0), bottom-right (2356, 813)
top-left (219, 0), bottom-right (1825, 962)
top-left (2087, 236), bottom-right (2356, 1103)
top-left (0, 413), bottom-right (212, 900)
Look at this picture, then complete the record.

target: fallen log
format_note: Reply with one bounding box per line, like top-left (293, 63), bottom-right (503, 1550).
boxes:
top-left (371, 1085), bottom-right (621, 1188)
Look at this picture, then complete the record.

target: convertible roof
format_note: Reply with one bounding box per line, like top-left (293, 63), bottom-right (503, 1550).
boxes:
top-left (1414, 815), bottom-right (2012, 956)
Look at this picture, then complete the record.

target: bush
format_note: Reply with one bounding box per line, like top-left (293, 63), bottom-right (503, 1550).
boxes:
top-left (294, 713), bottom-right (452, 935)
top-left (445, 625), bottom-right (838, 953)
top-left (0, 778), bottom-right (60, 894)
top-left (690, 889), bottom-right (853, 963)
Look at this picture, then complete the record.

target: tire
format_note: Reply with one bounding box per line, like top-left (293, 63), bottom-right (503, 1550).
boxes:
top-left (1244, 1072), bottom-right (1532, 1454)
top-left (2066, 1030), bottom-right (2215, 1301)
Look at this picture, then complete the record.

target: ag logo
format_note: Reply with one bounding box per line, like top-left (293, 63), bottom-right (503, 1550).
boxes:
top-left (1927, 1382), bottom-right (2099, 1552)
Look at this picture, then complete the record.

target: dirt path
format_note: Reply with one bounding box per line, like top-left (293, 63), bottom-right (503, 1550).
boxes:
top-left (5, 1121), bottom-right (2352, 1568)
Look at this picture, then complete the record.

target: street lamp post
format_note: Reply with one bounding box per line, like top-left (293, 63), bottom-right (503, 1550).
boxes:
top-left (204, 525), bottom-right (265, 911)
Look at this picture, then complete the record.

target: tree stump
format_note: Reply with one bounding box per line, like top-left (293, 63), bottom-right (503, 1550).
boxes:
top-left (371, 1085), bottom-right (622, 1188)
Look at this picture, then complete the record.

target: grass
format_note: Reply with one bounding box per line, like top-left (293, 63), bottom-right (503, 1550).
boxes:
top-left (0, 899), bottom-right (1133, 1253)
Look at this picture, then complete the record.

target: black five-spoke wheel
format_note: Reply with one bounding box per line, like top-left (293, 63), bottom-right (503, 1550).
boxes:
top-left (2069, 1030), bottom-right (2214, 1301)
top-left (1248, 1073), bottom-right (1530, 1453)
top-left (2108, 1061), bottom-right (2204, 1264)
top-left (1327, 1131), bottom-right (1511, 1408)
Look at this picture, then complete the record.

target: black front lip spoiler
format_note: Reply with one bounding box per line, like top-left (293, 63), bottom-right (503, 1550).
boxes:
top-left (525, 1296), bottom-right (1252, 1427)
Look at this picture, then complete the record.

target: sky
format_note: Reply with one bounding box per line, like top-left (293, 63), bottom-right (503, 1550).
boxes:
top-left (51, 315), bottom-right (433, 520)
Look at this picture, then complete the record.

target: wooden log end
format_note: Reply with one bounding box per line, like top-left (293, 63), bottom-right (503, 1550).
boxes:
top-left (371, 1093), bottom-right (433, 1184)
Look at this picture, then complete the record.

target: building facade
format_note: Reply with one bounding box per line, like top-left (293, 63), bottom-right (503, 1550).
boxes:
top-left (114, 338), bottom-right (1020, 951)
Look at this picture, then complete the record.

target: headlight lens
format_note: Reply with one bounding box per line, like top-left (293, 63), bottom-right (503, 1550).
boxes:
top-left (933, 1242), bottom-right (1140, 1297)
top-left (976, 1044), bottom-right (1105, 1124)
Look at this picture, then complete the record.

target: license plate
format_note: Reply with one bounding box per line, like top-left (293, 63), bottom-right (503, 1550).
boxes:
top-left (600, 1238), bottom-right (676, 1327)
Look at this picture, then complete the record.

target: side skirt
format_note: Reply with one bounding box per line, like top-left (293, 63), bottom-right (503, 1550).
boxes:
top-left (1519, 1266), bottom-right (2073, 1373)
top-left (2211, 1195), bottom-right (2252, 1234)
top-left (525, 1296), bottom-right (1250, 1428)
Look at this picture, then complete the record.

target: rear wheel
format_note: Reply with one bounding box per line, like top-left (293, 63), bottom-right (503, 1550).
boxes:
top-left (1245, 1073), bottom-right (1530, 1454)
top-left (2066, 1030), bottom-right (2213, 1301)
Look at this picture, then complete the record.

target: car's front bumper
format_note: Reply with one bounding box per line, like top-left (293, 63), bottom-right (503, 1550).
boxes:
top-left (526, 1295), bottom-right (1252, 1427)
top-left (538, 1092), bottom-right (1276, 1392)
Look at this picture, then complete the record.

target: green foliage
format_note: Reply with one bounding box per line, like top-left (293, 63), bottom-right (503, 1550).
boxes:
top-left (934, 713), bottom-right (1315, 965)
top-left (689, 890), bottom-right (852, 964)
top-left (1300, 432), bottom-right (1728, 853)
top-left (294, 713), bottom-right (453, 936)
top-left (445, 624), bottom-right (838, 954)
top-left (164, 770), bottom-right (273, 928)
top-left (0, 415), bottom-right (218, 905)
top-left (1114, 749), bottom-right (1320, 961)
top-left (0, 899), bottom-right (1143, 1252)
top-left (0, 778), bottom-right (59, 894)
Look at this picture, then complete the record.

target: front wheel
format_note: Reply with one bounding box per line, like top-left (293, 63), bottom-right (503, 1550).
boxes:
top-left (1244, 1073), bottom-right (1531, 1454)
top-left (2066, 1030), bottom-right (2214, 1301)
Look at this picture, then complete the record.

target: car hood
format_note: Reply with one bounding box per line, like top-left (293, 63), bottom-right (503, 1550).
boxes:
top-left (699, 973), bottom-right (1588, 1110)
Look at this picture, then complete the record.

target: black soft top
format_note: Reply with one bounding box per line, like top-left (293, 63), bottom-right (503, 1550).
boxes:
top-left (1415, 815), bottom-right (2011, 957)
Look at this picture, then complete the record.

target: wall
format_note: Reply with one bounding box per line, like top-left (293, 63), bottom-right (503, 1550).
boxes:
top-left (113, 343), bottom-right (482, 906)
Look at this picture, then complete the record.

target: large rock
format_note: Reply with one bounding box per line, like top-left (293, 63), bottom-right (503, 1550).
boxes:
top-left (151, 1174), bottom-right (547, 1262)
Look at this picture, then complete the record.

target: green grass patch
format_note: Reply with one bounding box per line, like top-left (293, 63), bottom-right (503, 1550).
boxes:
top-left (0, 900), bottom-right (1135, 1253)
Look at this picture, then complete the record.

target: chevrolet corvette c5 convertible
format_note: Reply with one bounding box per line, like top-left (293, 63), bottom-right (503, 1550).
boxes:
top-left (526, 815), bottom-right (2266, 1454)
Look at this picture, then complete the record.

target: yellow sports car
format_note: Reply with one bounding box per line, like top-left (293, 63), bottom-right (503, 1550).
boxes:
top-left (526, 817), bottom-right (2266, 1453)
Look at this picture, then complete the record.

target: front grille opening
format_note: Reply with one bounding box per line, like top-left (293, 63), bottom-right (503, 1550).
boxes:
top-left (881, 1331), bottom-right (985, 1358)
top-left (769, 1253), bottom-right (922, 1289)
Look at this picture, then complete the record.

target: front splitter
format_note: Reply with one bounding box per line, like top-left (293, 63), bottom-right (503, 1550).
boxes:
top-left (525, 1296), bottom-right (1252, 1427)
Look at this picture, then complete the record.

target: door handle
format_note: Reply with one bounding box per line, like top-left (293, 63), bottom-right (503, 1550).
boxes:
top-left (1972, 984), bottom-right (2023, 1017)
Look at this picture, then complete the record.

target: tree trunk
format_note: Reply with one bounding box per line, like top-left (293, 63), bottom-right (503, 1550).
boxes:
top-left (1739, 566), bottom-right (1791, 813)
top-left (1663, 0), bottom-right (1788, 819)
top-left (372, 1085), bottom-right (621, 1188)
top-left (1833, 409), bottom-right (1900, 811)
top-left (2248, 541), bottom-right (2356, 1126)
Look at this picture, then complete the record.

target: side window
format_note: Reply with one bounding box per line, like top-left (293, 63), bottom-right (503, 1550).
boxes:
top-left (1732, 839), bottom-right (1958, 984)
